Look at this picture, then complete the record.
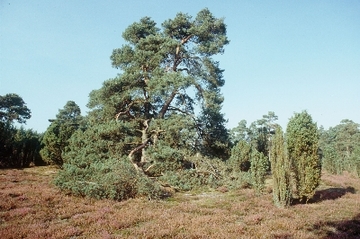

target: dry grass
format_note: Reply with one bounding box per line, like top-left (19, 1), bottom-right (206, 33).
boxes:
top-left (1, 167), bottom-right (360, 239)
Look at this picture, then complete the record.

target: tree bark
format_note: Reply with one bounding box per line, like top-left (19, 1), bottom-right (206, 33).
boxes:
top-left (159, 90), bottom-right (177, 119)
top-left (128, 120), bottom-right (150, 170)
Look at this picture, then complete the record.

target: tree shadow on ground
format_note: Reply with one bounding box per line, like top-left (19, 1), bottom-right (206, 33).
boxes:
top-left (311, 213), bottom-right (360, 239)
top-left (309, 186), bottom-right (356, 203)
top-left (292, 187), bottom-right (355, 205)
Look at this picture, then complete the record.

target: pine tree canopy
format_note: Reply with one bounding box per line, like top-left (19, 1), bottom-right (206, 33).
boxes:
top-left (41, 101), bottom-right (83, 166)
top-left (54, 9), bottom-right (230, 199)
top-left (86, 8), bottom-right (230, 168)
top-left (0, 93), bottom-right (31, 124)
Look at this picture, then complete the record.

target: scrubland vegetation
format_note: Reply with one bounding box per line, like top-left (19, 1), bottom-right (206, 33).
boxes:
top-left (1, 8), bottom-right (360, 238)
top-left (1, 166), bottom-right (360, 238)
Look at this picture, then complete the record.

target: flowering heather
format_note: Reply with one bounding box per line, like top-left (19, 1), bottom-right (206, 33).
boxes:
top-left (0, 166), bottom-right (360, 238)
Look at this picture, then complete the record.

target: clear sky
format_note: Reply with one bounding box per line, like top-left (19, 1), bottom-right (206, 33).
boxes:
top-left (1, 0), bottom-right (359, 133)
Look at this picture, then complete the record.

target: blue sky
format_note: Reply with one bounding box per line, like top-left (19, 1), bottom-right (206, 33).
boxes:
top-left (1, 0), bottom-right (359, 133)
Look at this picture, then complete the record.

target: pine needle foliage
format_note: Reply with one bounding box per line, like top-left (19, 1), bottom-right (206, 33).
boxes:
top-left (54, 121), bottom-right (162, 200)
top-left (55, 157), bottom-right (161, 201)
top-left (40, 101), bottom-right (83, 166)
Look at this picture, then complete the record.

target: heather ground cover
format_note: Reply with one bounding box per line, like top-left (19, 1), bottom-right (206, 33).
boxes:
top-left (0, 166), bottom-right (359, 239)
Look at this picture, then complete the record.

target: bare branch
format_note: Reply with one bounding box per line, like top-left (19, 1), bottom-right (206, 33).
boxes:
top-left (128, 138), bottom-right (151, 159)
top-left (173, 34), bottom-right (192, 71)
top-left (115, 102), bottom-right (135, 120)
top-left (144, 164), bottom-right (155, 173)
top-left (181, 34), bottom-right (193, 44)
top-left (168, 106), bottom-right (188, 114)
top-left (128, 119), bottom-right (152, 168)
top-left (177, 68), bottom-right (190, 74)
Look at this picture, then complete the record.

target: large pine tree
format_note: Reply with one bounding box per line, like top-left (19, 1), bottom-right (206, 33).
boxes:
top-left (56, 9), bottom-right (230, 200)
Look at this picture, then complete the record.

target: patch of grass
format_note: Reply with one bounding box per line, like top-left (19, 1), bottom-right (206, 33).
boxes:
top-left (1, 167), bottom-right (360, 238)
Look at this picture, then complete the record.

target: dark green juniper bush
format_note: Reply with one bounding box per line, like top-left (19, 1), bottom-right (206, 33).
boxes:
top-left (270, 126), bottom-right (291, 207)
top-left (286, 110), bottom-right (321, 202)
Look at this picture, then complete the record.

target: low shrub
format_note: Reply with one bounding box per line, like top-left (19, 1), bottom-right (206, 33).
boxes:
top-left (55, 157), bottom-right (162, 201)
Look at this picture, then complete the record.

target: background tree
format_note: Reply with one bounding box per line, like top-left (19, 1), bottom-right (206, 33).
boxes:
top-left (319, 125), bottom-right (342, 174)
top-left (40, 101), bottom-right (83, 166)
top-left (335, 120), bottom-right (360, 159)
top-left (320, 120), bottom-right (360, 176)
top-left (0, 93), bottom-right (31, 124)
top-left (56, 9), bottom-right (230, 200)
top-left (286, 111), bottom-right (321, 202)
top-left (248, 111), bottom-right (278, 160)
top-left (230, 112), bottom-right (278, 161)
top-left (0, 93), bottom-right (42, 168)
top-left (197, 98), bottom-right (230, 159)
top-left (230, 119), bottom-right (249, 144)
top-left (351, 146), bottom-right (360, 177)
top-left (11, 127), bottom-right (42, 167)
top-left (270, 126), bottom-right (291, 207)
